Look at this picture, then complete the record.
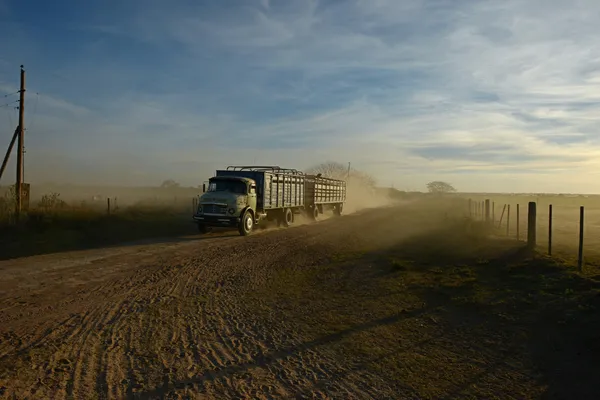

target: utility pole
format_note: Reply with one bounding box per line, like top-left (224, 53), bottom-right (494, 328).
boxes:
top-left (16, 65), bottom-right (25, 218)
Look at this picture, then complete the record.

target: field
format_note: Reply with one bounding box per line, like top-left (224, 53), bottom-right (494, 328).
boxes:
top-left (468, 194), bottom-right (600, 264)
top-left (0, 187), bottom-right (201, 260)
top-left (1, 198), bottom-right (599, 399)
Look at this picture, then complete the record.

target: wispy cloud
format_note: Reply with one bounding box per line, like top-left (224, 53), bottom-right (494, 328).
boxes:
top-left (0, 0), bottom-right (599, 192)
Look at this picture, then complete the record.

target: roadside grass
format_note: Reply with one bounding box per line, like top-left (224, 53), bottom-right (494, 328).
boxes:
top-left (0, 202), bottom-right (195, 260)
top-left (248, 219), bottom-right (600, 399)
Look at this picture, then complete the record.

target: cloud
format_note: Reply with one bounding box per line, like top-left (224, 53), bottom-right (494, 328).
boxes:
top-left (1, 0), bottom-right (600, 193)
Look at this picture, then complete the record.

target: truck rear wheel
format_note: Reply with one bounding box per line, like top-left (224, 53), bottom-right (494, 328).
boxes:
top-left (308, 206), bottom-right (318, 221)
top-left (283, 208), bottom-right (294, 227)
top-left (334, 203), bottom-right (343, 216)
top-left (238, 211), bottom-right (254, 236)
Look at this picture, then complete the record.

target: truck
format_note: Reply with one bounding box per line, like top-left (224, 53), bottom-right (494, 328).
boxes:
top-left (192, 166), bottom-right (347, 236)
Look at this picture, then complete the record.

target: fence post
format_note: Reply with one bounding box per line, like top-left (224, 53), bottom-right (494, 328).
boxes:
top-left (498, 204), bottom-right (507, 229)
top-left (107, 197), bottom-right (111, 215)
top-left (548, 204), bottom-right (553, 256)
top-left (468, 198), bottom-right (472, 217)
top-left (485, 199), bottom-right (490, 225)
top-left (506, 205), bottom-right (511, 236)
top-left (492, 201), bottom-right (495, 223)
top-left (578, 206), bottom-right (584, 272)
top-left (516, 204), bottom-right (520, 241)
top-left (527, 202), bottom-right (536, 250)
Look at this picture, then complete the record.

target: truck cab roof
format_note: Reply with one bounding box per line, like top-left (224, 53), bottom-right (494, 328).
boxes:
top-left (210, 176), bottom-right (255, 184)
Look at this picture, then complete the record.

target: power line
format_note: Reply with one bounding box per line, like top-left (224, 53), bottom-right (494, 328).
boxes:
top-left (26, 92), bottom-right (40, 133)
top-left (0, 99), bottom-right (19, 108)
top-left (2, 90), bottom-right (19, 98)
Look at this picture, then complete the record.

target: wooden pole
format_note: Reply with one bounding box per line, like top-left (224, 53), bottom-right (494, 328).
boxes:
top-left (527, 202), bottom-right (537, 250)
top-left (516, 204), bottom-right (520, 241)
top-left (107, 197), bottom-right (111, 215)
top-left (16, 66), bottom-right (25, 219)
top-left (468, 198), bottom-right (472, 217)
top-left (0, 126), bottom-right (19, 181)
top-left (498, 204), bottom-right (507, 229)
top-left (548, 204), bottom-right (553, 256)
top-left (506, 204), bottom-right (511, 236)
top-left (578, 206), bottom-right (584, 272)
top-left (492, 201), bottom-right (495, 223)
top-left (485, 199), bottom-right (490, 225)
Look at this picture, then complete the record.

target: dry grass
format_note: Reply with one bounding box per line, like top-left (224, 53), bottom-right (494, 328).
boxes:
top-left (0, 192), bottom-right (196, 260)
top-left (468, 194), bottom-right (600, 267)
top-left (246, 218), bottom-right (600, 399)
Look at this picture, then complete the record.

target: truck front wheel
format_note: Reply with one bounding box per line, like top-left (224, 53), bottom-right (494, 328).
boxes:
top-left (282, 208), bottom-right (294, 227)
top-left (198, 224), bottom-right (211, 234)
top-left (238, 211), bottom-right (254, 236)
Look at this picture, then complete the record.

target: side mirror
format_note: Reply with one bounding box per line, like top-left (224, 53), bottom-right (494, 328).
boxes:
top-left (202, 184), bottom-right (206, 193)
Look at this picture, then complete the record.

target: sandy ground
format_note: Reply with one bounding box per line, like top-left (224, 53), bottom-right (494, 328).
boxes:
top-left (1, 201), bottom-right (598, 399)
top-left (0, 204), bottom-right (420, 399)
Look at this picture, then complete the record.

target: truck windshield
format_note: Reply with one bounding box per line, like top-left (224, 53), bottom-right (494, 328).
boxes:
top-left (208, 180), bottom-right (247, 194)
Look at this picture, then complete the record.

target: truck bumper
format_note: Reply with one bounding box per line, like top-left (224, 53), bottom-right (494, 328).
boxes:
top-left (193, 214), bottom-right (239, 227)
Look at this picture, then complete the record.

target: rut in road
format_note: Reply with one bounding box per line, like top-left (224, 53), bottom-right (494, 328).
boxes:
top-left (0, 204), bottom-right (451, 399)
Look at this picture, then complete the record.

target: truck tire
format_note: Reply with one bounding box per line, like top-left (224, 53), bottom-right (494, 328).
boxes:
top-left (238, 211), bottom-right (254, 236)
top-left (282, 208), bottom-right (294, 227)
top-left (334, 203), bottom-right (343, 217)
top-left (308, 206), bottom-right (318, 221)
top-left (197, 224), bottom-right (211, 234)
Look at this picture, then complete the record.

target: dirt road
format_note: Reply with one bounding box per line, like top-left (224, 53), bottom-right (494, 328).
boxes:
top-left (0, 203), bottom-right (436, 399)
top-left (2, 201), bottom-right (597, 399)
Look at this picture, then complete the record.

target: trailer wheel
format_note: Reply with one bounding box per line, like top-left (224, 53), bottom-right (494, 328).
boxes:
top-left (334, 203), bottom-right (343, 216)
top-left (308, 206), bottom-right (319, 221)
top-left (238, 211), bottom-right (254, 236)
top-left (197, 224), bottom-right (211, 234)
top-left (283, 208), bottom-right (294, 227)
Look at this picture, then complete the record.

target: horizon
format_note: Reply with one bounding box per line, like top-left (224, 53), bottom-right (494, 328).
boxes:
top-left (2, 1), bottom-right (600, 193)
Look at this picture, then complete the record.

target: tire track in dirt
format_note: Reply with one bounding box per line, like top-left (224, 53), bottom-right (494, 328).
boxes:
top-left (0, 204), bottom-right (449, 399)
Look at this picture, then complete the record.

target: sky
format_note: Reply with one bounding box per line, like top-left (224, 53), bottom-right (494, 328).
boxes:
top-left (1, 0), bottom-right (600, 193)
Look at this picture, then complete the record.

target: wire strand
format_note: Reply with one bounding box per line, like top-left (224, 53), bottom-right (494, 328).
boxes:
top-left (27, 92), bottom-right (40, 133)
top-left (0, 99), bottom-right (19, 108)
top-left (2, 90), bottom-right (19, 98)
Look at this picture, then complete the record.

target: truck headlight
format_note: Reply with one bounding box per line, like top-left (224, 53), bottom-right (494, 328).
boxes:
top-left (197, 207), bottom-right (203, 213)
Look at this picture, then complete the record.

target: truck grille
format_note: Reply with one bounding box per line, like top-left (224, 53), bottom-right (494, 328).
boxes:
top-left (202, 204), bottom-right (227, 215)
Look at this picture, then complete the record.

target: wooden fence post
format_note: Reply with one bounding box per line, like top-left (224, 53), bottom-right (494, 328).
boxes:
top-left (485, 199), bottom-right (490, 225)
top-left (468, 198), bottom-right (472, 217)
top-left (516, 204), bottom-right (520, 241)
top-left (506, 204), bottom-right (511, 236)
top-left (527, 202), bottom-right (536, 250)
top-left (498, 204), bottom-right (507, 229)
top-left (578, 206), bottom-right (584, 272)
top-left (492, 201), bottom-right (495, 223)
top-left (107, 198), bottom-right (111, 215)
top-left (548, 204), bottom-right (553, 256)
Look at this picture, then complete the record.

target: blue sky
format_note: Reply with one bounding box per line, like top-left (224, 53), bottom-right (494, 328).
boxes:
top-left (1, 0), bottom-right (600, 192)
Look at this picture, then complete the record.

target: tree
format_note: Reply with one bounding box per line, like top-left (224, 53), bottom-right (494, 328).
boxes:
top-left (160, 179), bottom-right (180, 189)
top-left (306, 161), bottom-right (376, 187)
top-left (426, 181), bottom-right (456, 194)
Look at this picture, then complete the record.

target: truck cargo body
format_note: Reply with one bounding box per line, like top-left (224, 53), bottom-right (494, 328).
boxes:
top-left (215, 168), bottom-right (305, 212)
top-left (304, 175), bottom-right (346, 207)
